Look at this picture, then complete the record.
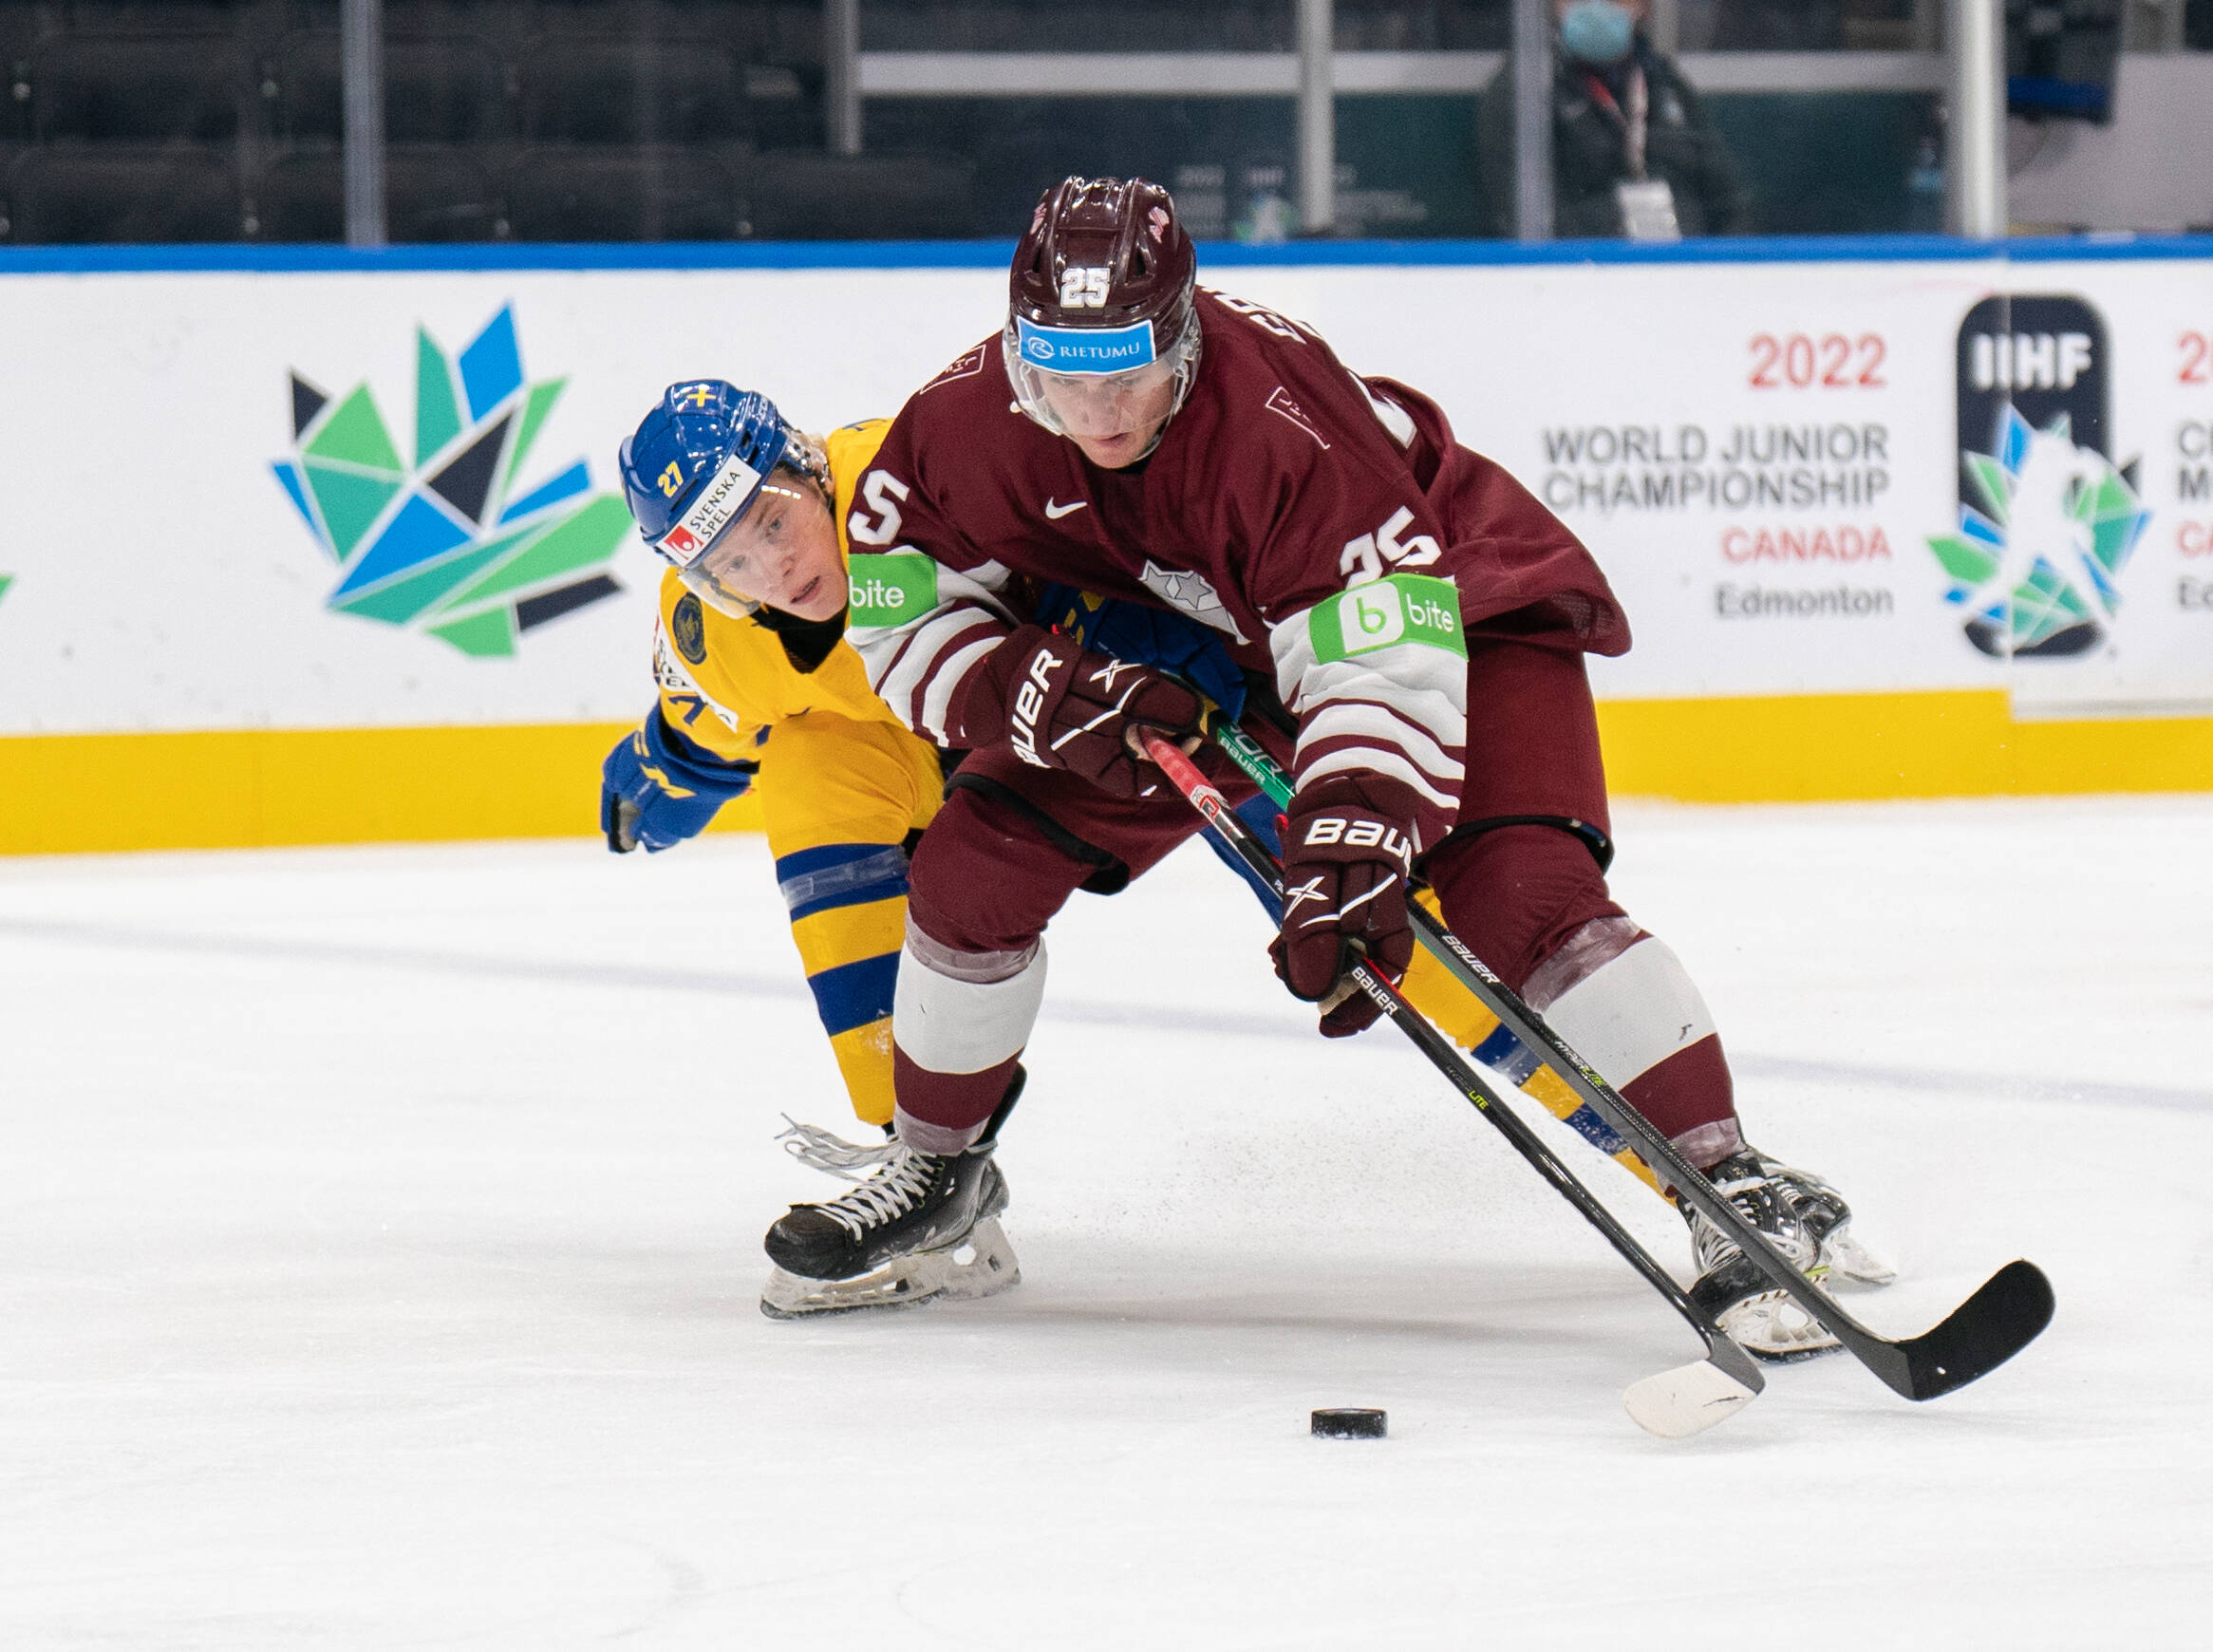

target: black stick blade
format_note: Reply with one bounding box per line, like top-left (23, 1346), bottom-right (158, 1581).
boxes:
top-left (1894, 1260), bottom-right (2055, 1400)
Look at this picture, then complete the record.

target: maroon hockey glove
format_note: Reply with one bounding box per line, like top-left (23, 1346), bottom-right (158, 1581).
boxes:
top-left (1269, 776), bottom-right (1420, 1037)
top-left (953, 624), bottom-right (1205, 798)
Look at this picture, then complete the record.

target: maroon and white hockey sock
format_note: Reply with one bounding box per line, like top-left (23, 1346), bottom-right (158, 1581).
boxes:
top-left (1523, 915), bottom-right (1745, 1171)
top-left (890, 916), bottom-right (1046, 1155)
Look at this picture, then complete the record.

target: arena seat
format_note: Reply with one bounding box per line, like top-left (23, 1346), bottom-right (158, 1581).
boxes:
top-left (516, 33), bottom-right (749, 146)
top-left (257, 144), bottom-right (500, 243)
top-left (741, 59), bottom-right (822, 151)
top-left (29, 31), bottom-right (244, 143)
top-left (264, 31), bottom-right (511, 146)
top-left (501, 145), bottom-right (738, 240)
top-left (6, 145), bottom-right (243, 241)
top-left (740, 152), bottom-right (975, 239)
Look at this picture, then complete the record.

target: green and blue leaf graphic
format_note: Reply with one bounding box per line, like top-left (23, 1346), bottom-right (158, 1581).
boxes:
top-left (272, 308), bottom-right (627, 658)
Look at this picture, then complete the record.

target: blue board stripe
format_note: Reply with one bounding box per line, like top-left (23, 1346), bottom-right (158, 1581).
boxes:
top-left (808, 952), bottom-right (901, 1040)
top-left (5, 233), bottom-right (2212, 277)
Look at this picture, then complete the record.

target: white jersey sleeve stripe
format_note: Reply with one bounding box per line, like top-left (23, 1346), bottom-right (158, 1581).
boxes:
top-left (1296, 746), bottom-right (1460, 813)
top-left (1294, 700), bottom-right (1462, 790)
top-left (919, 634), bottom-right (1005, 746)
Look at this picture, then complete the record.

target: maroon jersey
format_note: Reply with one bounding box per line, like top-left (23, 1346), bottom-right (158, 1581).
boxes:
top-left (845, 288), bottom-right (1628, 847)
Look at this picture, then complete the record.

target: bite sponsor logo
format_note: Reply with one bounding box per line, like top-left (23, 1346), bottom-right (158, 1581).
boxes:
top-left (272, 307), bottom-right (628, 659)
top-left (846, 553), bottom-right (938, 625)
top-left (1312, 573), bottom-right (1467, 663)
top-left (1925, 295), bottom-right (2150, 658)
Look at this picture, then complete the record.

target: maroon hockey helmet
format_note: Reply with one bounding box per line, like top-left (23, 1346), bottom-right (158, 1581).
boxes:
top-left (1003, 176), bottom-right (1204, 451)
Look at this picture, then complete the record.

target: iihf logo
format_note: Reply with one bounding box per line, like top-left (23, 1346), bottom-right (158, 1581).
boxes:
top-left (1924, 294), bottom-right (2149, 659)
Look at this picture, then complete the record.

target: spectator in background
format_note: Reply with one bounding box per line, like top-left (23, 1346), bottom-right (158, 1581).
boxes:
top-left (1481, 0), bottom-right (1754, 239)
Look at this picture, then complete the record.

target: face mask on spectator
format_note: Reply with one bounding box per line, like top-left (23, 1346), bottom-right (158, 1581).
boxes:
top-left (1560, 0), bottom-right (1637, 66)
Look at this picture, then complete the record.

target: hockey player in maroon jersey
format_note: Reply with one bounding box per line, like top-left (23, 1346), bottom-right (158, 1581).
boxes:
top-left (764, 177), bottom-right (1892, 1358)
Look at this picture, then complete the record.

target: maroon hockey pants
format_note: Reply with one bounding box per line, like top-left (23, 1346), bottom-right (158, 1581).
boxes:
top-left (890, 639), bottom-right (1744, 1171)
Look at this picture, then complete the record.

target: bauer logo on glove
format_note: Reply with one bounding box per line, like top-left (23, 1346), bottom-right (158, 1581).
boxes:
top-left (957, 624), bottom-right (1204, 798)
top-left (1270, 776), bottom-right (1423, 1037)
top-left (1298, 815), bottom-right (1414, 870)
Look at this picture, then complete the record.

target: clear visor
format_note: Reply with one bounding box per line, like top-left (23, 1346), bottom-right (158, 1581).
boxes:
top-left (672, 475), bottom-right (817, 620)
top-left (1005, 316), bottom-right (1203, 444)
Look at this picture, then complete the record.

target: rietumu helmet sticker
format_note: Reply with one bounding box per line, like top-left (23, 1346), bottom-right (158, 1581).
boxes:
top-left (1014, 317), bottom-right (1157, 375)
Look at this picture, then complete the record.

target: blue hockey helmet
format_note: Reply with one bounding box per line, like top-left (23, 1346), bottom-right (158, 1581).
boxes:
top-left (617, 380), bottom-right (795, 567)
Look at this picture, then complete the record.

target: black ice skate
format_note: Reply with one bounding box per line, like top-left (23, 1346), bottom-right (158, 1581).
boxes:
top-left (759, 1072), bottom-right (1022, 1319)
top-left (1682, 1149), bottom-right (1894, 1362)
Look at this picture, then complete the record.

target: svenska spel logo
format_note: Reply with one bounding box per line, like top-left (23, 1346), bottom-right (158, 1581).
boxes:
top-left (1925, 295), bottom-right (2150, 659)
top-left (271, 307), bottom-right (628, 658)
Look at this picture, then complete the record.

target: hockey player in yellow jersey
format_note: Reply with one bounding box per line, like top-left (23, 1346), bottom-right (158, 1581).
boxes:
top-left (605, 380), bottom-right (1691, 1321)
top-left (605, 383), bottom-right (1022, 1318)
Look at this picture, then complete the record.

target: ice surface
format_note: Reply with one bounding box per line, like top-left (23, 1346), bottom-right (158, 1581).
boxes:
top-left (3, 798), bottom-right (2209, 1648)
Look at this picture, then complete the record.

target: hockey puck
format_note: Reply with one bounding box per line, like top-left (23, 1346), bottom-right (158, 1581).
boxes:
top-left (1311, 1407), bottom-right (1387, 1440)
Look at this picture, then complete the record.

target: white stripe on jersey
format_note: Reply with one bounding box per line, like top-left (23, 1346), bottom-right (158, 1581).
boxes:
top-left (1269, 607), bottom-right (1468, 811)
top-left (1294, 700), bottom-right (1462, 794)
top-left (1296, 746), bottom-right (1459, 813)
top-left (919, 634), bottom-right (1004, 746)
top-left (851, 559), bottom-right (1016, 740)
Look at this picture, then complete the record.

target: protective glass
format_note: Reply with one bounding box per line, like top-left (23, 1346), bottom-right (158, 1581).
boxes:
top-left (673, 475), bottom-right (818, 619)
top-left (1003, 310), bottom-right (1203, 447)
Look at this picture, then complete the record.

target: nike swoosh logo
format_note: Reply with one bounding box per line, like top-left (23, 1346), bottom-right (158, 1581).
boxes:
top-left (1043, 498), bottom-right (1087, 519)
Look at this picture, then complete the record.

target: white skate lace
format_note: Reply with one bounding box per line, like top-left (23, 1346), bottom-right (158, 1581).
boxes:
top-left (812, 1147), bottom-right (940, 1240)
top-left (777, 1116), bottom-right (901, 1180)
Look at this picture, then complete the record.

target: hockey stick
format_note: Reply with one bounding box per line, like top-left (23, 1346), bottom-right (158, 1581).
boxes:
top-left (1135, 729), bottom-right (1764, 1438)
top-left (1205, 720), bottom-right (2054, 1404)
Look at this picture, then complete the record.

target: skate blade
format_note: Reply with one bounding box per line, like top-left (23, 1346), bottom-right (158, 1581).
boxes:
top-left (1721, 1289), bottom-right (1846, 1364)
top-left (1825, 1232), bottom-right (1898, 1288)
top-left (1622, 1357), bottom-right (1761, 1439)
top-left (759, 1218), bottom-right (1021, 1320)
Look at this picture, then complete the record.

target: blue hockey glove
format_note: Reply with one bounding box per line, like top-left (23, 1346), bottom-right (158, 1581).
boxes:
top-left (1035, 584), bottom-right (1247, 722)
top-left (601, 709), bottom-right (759, 854)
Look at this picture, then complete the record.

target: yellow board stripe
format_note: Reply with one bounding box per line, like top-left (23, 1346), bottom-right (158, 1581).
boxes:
top-left (1596, 689), bottom-right (2213, 802)
top-left (3, 689), bottom-right (2211, 854)
top-left (0, 723), bottom-right (762, 854)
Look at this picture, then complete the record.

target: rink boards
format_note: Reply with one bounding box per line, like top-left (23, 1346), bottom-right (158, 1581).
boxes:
top-left (3, 237), bottom-right (2212, 852)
